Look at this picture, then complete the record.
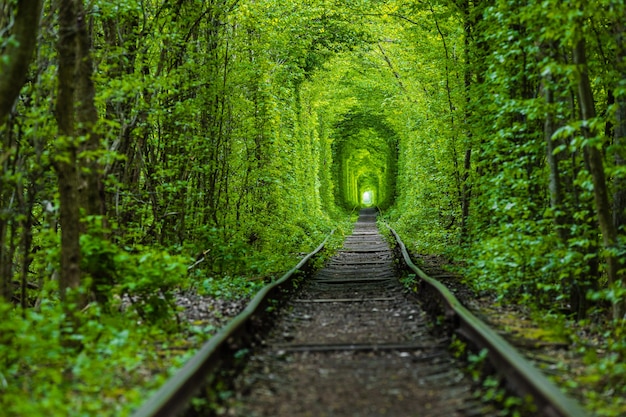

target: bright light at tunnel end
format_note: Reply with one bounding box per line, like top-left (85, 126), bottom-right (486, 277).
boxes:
top-left (362, 191), bottom-right (373, 206)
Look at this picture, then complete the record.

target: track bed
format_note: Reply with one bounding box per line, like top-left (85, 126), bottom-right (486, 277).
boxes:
top-left (219, 209), bottom-right (497, 416)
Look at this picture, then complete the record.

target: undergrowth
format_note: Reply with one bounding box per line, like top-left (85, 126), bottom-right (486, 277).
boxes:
top-left (0, 298), bottom-right (191, 417)
top-left (535, 314), bottom-right (626, 417)
top-left (0, 213), bottom-right (348, 416)
top-left (389, 222), bottom-right (626, 417)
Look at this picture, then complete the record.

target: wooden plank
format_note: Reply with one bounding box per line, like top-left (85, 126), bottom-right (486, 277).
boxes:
top-left (271, 342), bottom-right (444, 353)
top-left (293, 297), bottom-right (396, 303)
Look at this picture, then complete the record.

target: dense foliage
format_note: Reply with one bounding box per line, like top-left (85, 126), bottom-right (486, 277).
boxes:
top-left (372, 1), bottom-right (626, 414)
top-left (1, 0), bottom-right (625, 415)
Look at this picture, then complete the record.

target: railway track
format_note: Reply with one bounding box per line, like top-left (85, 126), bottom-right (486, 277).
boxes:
top-left (218, 208), bottom-right (497, 416)
top-left (133, 209), bottom-right (589, 417)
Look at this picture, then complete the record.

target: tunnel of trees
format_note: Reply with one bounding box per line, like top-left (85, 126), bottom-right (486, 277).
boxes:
top-left (333, 111), bottom-right (398, 209)
top-left (1, 0), bottom-right (626, 414)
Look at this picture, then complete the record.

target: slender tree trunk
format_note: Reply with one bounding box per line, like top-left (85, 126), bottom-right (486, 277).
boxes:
top-left (378, 43), bottom-right (406, 92)
top-left (17, 176), bottom-right (35, 310)
top-left (614, 100), bottom-right (626, 230)
top-left (460, 149), bottom-right (471, 239)
top-left (75, 1), bottom-right (106, 221)
top-left (0, 114), bottom-right (17, 300)
top-left (573, 37), bottom-right (625, 320)
top-left (459, 0), bottom-right (473, 244)
top-left (543, 62), bottom-right (591, 319)
top-left (0, 0), bottom-right (43, 122)
top-left (613, 22), bottom-right (626, 232)
top-left (55, 0), bottom-right (82, 302)
top-left (0, 0), bottom-right (42, 302)
top-left (102, 13), bottom-right (141, 234)
top-left (544, 83), bottom-right (565, 238)
top-left (0, 217), bottom-right (9, 301)
top-left (0, 211), bottom-right (18, 302)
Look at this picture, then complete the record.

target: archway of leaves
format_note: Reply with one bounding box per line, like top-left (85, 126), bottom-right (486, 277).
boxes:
top-left (332, 112), bottom-right (397, 210)
top-left (2, 0), bottom-right (626, 414)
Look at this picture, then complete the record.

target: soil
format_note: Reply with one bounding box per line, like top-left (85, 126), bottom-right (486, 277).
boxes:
top-left (176, 292), bottom-right (249, 330)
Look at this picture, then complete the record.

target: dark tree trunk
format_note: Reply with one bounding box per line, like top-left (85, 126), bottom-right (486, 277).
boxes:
top-left (574, 37), bottom-right (625, 320)
top-left (544, 66), bottom-right (591, 319)
top-left (55, 0), bottom-right (82, 303)
top-left (459, 0), bottom-right (473, 244)
top-left (544, 82), bottom-right (565, 238)
top-left (613, 21), bottom-right (626, 233)
top-left (75, 1), bottom-right (106, 221)
top-left (0, 0), bottom-right (43, 122)
top-left (614, 100), bottom-right (626, 231)
top-left (0, 1), bottom-right (42, 303)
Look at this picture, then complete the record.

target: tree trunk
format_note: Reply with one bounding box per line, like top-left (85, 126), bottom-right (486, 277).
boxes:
top-left (544, 66), bottom-right (592, 319)
top-left (75, 1), bottom-right (106, 221)
top-left (613, 21), bottom-right (626, 233)
top-left (573, 37), bottom-right (625, 320)
top-left (544, 83), bottom-right (565, 237)
top-left (0, 0), bottom-right (43, 122)
top-left (55, 0), bottom-right (82, 303)
top-left (0, 1), bottom-right (42, 303)
top-left (459, 0), bottom-right (473, 244)
top-left (614, 100), bottom-right (626, 231)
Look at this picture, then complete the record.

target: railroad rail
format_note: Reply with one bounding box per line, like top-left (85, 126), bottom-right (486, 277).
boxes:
top-left (132, 209), bottom-right (589, 417)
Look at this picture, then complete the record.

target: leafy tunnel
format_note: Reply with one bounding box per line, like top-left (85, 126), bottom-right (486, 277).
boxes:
top-left (2, 1), bottom-right (626, 413)
top-left (332, 112), bottom-right (398, 210)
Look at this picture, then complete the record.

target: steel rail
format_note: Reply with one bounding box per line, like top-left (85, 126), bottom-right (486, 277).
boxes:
top-left (388, 226), bottom-right (589, 417)
top-left (131, 230), bottom-right (334, 417)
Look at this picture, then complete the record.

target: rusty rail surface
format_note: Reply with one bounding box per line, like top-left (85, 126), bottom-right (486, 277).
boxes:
top-left (131, 231), bottom-right (334, 417)
top-left (388, 226), bottom-right (589, 417)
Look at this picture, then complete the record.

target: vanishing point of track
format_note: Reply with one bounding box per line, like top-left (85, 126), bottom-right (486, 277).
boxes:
top-left (133, 209), bottom-right (589, 417)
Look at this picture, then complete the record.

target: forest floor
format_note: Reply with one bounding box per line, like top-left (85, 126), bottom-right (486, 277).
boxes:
top-left (176, 292), bottom-right (250, 333)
